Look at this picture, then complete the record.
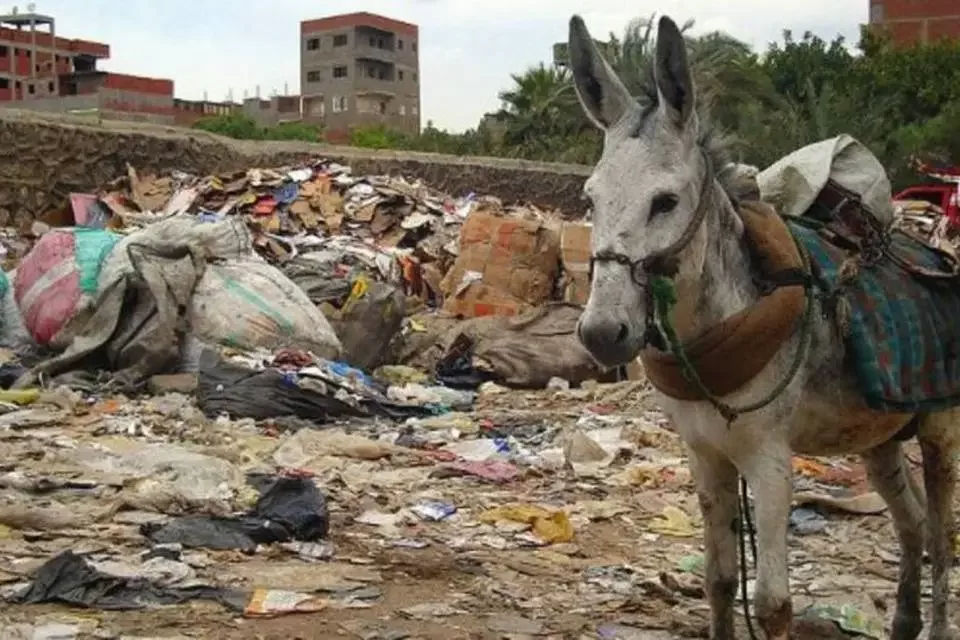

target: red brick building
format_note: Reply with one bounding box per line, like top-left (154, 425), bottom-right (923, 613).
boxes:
top-left (0, 10), bottom-right (177, 123)
top-left (868, 0), bottom-right (960, 45)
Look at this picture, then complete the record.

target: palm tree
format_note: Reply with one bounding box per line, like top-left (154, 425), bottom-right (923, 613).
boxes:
top-left (492, 14), bottom-right (784, 164)
top-left (495, 63), bottom-right (586, 155)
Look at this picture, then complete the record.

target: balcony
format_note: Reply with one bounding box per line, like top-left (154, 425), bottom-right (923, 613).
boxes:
top-left (354, 43), bottom-right (396, 64)
top-left (354, 74), bottom-right (395, 96)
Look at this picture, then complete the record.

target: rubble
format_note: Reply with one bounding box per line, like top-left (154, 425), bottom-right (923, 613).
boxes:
top-left (0, 156), bottom-right (941, 638)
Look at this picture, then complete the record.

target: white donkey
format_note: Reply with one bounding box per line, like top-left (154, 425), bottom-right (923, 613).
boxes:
top-left (569, 14), bottom-right (959, 640)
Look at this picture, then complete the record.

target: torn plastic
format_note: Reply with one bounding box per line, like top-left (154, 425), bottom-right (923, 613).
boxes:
top-left (141, 474), bottom-right (329, 552)
top-left (11, 551), bottom-right (237, 611)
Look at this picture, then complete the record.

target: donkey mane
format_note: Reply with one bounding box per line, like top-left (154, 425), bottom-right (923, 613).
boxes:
top-left (627, 62), bottom-right (740, 203)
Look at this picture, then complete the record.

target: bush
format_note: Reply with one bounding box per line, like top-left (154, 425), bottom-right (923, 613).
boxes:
top-left (192, 114), bottom-right (322, 142)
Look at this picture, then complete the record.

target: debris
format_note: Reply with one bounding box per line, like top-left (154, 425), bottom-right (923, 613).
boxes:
top-left (794, 491), bottom-right (888, 515)
top-left (798, 603), bottom-right (885, 639)
top-left (648, 506), bottom-right (700, 538)
top-left (479, 503), bottom-right (575, 543)
top-left (243, 588), bottom-right (328, 617)
top-left (141, 475), bottom-right (329, 552)
top-left (11, 551), bottom-right (232, 611)
top-left (0, 155), bottom-right (924, 637)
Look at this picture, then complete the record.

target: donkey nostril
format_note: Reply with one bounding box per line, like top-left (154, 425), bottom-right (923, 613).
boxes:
top-left (615, 323), bottom-right (629, 343)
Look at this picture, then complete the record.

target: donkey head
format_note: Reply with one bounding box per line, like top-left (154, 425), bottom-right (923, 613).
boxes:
top-left (571, 14), bottom-right (710, 368)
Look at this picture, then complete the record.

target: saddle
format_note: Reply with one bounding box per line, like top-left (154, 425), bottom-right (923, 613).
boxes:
top-left (802, 180), bottom-right (960, 280)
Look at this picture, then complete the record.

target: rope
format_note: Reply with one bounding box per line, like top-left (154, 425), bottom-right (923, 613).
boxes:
top-left (739, 476), bottom-right (760, 640)
top-left (648, 219), bottom-right (815, 426)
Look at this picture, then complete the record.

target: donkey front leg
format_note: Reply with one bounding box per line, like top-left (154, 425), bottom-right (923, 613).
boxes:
top-left (689, 448), bottom-right (740, 640)
top-left (740, 445), bottom-right (793, 640)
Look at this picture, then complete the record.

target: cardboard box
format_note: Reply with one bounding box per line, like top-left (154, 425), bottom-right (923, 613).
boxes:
top-left (442, 282), bottom-right (530, 318)
top-left (441, 209), bottom-right (560, 317)
top-left (560, 221), bottom-right (592, 305)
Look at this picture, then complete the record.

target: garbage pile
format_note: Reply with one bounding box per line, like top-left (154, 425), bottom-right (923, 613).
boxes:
top-left (0, 150), bottom-right (902, 639)
top-left (0, 158), bottom-right (613, 403)
top-left (892, 199), bottom-right (960, 257)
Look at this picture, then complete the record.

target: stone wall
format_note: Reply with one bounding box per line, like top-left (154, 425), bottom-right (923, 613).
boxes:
top-left (0, 109), bottom-right (592, 226)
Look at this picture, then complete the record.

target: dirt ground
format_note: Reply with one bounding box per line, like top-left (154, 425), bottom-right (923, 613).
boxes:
top-left (0, 381), bottom-right (956, 640)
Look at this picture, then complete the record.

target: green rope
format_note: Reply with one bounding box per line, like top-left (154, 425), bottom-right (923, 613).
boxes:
top-left (650, 222), bottom-right (816, 425)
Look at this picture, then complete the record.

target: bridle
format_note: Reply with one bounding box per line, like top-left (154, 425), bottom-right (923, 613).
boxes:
top-left (588, 151), bottom-right (716, 350)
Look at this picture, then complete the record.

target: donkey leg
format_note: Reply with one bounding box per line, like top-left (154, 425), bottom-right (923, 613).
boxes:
top-left (863, 440), bottom-right (925, 640)
top-left (740, 447), bottom-right (793, 640)
top-left (918, 414), bottom-right (959, 640)
top-left (689, 448), bottom-right (739, 640)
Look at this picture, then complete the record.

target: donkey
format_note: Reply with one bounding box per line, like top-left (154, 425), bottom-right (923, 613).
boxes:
top-left (568, 14), bottom-right (959, 640)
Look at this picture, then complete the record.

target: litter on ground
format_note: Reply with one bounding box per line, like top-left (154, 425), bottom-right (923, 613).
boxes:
top-left (0, 154), bottom-right (949, 639)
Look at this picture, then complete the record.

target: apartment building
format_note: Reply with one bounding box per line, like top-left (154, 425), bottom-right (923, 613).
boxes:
top-left (300, 12), bottom-right (421, 139)
top-left (868, 0), bottom-right (960, 45)
top-left (0, 9), bottom-right (177, 123)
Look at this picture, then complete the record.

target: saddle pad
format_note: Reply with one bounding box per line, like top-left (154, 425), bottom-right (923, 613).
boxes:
top-left (790, 222), bottom-right (960, 413)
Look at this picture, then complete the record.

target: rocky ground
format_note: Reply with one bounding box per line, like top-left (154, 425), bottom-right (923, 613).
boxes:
top-left (0, 376), bottom-right (953, 640)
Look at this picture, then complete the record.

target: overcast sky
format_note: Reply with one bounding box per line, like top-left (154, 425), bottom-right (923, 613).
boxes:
top-left (38, 0), bottom-right (866, 131)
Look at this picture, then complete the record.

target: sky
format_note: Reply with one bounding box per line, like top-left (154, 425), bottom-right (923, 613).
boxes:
top-left (37, 0), bottom-right (867, 132)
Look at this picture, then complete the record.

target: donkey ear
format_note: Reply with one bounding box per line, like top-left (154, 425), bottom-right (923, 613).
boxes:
top-left (569, 15), bottom-right (633, 130)
top-left (653, 15), bottom-right (695, 128)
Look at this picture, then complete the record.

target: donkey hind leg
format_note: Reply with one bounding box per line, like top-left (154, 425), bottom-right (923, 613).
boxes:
top-left (863, 439), bottom-right (925, 640)
top-left (739, 445), bottom-right (793, 640)
top-left (689, 449), bottom-right (739, 640)
top-left (917, 412), bottom-right (960, 640)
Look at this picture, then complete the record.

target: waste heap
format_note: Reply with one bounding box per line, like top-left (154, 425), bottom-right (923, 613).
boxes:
top-left (0, 157), bottom-right (617, 416)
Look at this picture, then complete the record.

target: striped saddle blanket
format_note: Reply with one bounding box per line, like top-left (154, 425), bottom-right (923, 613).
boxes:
top-left (789, 210), bottom-right (960, 413)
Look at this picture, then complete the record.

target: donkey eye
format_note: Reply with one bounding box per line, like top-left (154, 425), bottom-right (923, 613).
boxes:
top-left (650, 193), bottom-right (678, 218)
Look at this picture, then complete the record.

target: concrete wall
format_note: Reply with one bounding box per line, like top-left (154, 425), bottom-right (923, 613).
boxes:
top-left (0, 109), bottom-right (591, 226)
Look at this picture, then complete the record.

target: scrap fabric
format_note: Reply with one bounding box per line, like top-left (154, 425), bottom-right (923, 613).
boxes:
top-left (792, 222), bottom-right (960, 412)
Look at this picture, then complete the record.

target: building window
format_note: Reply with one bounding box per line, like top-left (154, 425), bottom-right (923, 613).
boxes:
top-left (369, 36), bottom-right (376, 47)
top-left (0, 46), bottom-right (7, 57)
top-left (398, 70), bottom-right (404, 81)
top-left (47, 81), bottom-right (53, 92)
top-left (307, 38), bottom-right (320, 51)
top-left (398, 39), bottom-right (404, 50)
top-left (412, 41), bottom-right (417, 53)
top-left (333, 65), bottom-right (348, 78)
top-left (413, 72), bottom-right (418, 83)
top-left (332, 96), bottom-right (347, 112)
top-left (307, 70), bottom-right (321, 83)
top-left (412, 105), bottom-right (418, 116)
top-left (399, 105), bottom-right (406, 116)
top-left (333, 34), bottom-right (348, 47)
top-left (27, 84), bottom-right (34, 95)
top-left (378, 38), bottom-right (386, 48)
top-left (869, 3), bottom-right (884, 23)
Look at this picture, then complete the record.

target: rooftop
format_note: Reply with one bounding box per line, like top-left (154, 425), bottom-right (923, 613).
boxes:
top-left (301, 12), bottom-right (418, 37)
top-left (0, 11), bottom-right (53, 26)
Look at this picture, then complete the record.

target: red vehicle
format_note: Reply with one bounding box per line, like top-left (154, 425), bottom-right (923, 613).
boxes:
top-left (893, 163), bottom-right (960, 227)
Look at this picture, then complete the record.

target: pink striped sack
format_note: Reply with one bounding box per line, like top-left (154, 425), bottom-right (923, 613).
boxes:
top-left (14, 228), bottom-right (119, 347)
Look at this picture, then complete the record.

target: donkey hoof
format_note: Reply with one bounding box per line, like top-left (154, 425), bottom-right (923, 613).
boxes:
top-left (890, 613), bottom-right (923, 640)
